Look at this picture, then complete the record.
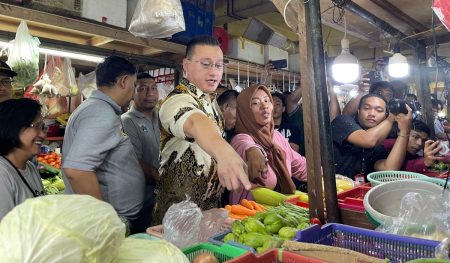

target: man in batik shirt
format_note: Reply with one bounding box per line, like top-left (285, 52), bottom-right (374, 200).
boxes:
top-left (153, 36), bottom-right (251, 224)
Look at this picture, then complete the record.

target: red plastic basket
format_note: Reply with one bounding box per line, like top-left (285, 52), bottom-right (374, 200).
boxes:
top-left (337, 186), bottom-right (371, 211)
top-left (226, 249), bottom-right (325, 263)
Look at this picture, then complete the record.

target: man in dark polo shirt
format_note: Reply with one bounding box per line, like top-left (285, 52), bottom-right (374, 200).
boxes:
top-left (332, 93), bottom-right (412, 179)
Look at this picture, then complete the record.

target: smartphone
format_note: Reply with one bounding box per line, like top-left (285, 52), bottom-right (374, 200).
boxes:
top-left (269, 59), bottom-right (287, 69)
top-left (368, 71), bottom-right (382, 84)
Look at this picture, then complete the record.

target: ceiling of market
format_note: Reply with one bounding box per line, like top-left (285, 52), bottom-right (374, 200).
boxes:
top-left (0, 0), bottom-right (447, 75)
top-left (215, 0), bottom-right (449, 63)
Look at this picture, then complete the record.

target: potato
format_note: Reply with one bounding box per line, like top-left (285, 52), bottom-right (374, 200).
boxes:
top-left (192, 253), bottom-right (219, 263)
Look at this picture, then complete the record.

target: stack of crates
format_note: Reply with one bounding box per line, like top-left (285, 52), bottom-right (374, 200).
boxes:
top-left (172, 0), bottom-right (215, 44)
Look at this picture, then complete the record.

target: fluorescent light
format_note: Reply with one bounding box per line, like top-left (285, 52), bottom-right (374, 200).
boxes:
top-left (0, 40), bottom-right (104, 63)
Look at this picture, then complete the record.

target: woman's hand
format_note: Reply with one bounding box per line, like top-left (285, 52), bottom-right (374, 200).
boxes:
top-left (246, 147), bottom-right (268, 186)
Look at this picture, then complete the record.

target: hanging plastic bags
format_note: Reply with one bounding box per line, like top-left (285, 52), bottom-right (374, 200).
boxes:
top-left (128, 0), bottom-right (185, 39)
top-left (6, 20), bottom-right (40, 91)
top-left (78, 70), bottom-right (97, 99)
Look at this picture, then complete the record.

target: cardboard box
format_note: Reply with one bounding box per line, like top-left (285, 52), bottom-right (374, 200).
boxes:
top-left (81, 0), bottom-right (126, 28)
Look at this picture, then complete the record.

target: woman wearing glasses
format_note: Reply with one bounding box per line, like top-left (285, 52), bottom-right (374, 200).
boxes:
top-left (0, 98), bottom-right (45, 220)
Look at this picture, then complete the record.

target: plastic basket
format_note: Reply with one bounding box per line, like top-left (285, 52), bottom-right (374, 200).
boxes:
top-left (414, 177), bottom-right (449, 189)
top-left (209, 230), bottom-right (256, 252)
top-left (226, 249), bottom-right (325, 263)
top-left (367, 171), bottom-right (428, 186)
top-left (183, 242), bottom-right (248, 263)
top-left (337, 186), bottom-right (371, 211)
top-left (294, 223), bottom-right (440, 262)
top-left (364, 180), bottom-right (445, 227)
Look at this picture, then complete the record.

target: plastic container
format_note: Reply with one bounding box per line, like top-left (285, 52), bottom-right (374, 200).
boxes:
top-left (183, 242), bottom-right (248, 262)
top-left (209, 230), bottom-right (256, 252)
top-left (226, 249), bottom-right (325, 263)
top-left (337, 186), bottom-right (371, 211)
top-left (364, 180), bottom-right (445, 226)
top-left (367, 171), bottom-right (427, 186)
top-left (295, 223), bottom-right (440, 262)
top-left (172, 1), bottom-right (214, 44)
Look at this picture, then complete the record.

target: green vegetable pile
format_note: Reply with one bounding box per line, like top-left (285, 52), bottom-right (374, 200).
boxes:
top-left (41, 175), bottom-right (64, 195)
top-left (11, 59), bottom-right (39, 90)
top-left (223, 203), bottom-right (310, 253)
top-left (432, 162), bottom-right (448, 172)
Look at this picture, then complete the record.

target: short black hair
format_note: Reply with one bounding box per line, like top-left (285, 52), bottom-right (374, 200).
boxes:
top-left (186, 35), bottom-right (220, 59)
top-left (390, 80), bottom-right (408, 99)
top-left (271, 92), bottom-right (286, 107)
top-left (137, 72), bottom-right (155, 80)
top-left (358, 93), bottom-right (388, 110)
top-left (217, 89), bottom-right (239, 107)
top-left (0, 98), bottom-right (42, 155)
top-left (96, 56), bottom-right (136, 87)
top-left (369, 81), bottom-right (394, 94)
top-left (411, 120), bottom-right (430, 135)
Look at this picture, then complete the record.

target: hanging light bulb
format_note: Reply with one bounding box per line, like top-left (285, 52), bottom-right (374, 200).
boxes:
top-left (388, 46), bottom-right (409, 78)
top-left (332, 16), bottom-right (360, 84)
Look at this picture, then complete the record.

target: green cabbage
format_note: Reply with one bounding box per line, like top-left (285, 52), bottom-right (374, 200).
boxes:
top-left (116, 238), bottom-right (189, 263)
top-left (0, 195), bottom-right (126, 263)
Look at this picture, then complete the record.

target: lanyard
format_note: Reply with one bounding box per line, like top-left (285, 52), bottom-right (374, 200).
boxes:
top-left (1, 156), bottom-right (44, 197)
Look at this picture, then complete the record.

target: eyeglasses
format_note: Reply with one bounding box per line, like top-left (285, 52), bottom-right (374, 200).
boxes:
top-left (0, 78), bottom-right (14, 88)
top-left (189, 59), bottom-right (225, 70)
top-left (29, 121), bottom-right (48, 132)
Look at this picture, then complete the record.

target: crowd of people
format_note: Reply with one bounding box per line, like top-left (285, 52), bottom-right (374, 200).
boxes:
top-left (0, 35), bottom-right (448, 233)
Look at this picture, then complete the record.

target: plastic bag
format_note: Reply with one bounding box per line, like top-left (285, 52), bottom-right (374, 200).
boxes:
top-left (377, 191), bottom-right (450, 258)
top-left (128, 0), bottom-right (185, 39)
top-left (198, 208), bottom-right (228, 242)
top-left (162, 197), bottom-right (202, 248)
top-left (78, 70), bottom-right (97, 99)
top-left (162, 197), bottom-right (228, 248)
top-left (116, 237), bottom-right (189, 263)
top-left (64, 58), bottom-right (79, 96)
top-left (6, 20), bottom-right (40, 91)
top-left (0, 195), bottom-right (126, 263)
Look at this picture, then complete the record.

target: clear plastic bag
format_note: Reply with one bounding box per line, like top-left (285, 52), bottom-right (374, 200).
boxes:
top-left (6, 20), bottom-right (40, 91)
top-left (162, 197), bottom-right (228, 249)
top-left (377, 191), bottom-right (450, 258)
top-left (63, 58), bottom-right (79, 96)
top-left (128, 0), bottom-right (185, 39)
top-left (162, 197), bottom-right (202, 249)
top-left (77, 71), bottom-right (97, 99)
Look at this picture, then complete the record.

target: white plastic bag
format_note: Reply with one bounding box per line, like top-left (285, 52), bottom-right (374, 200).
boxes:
top-left (128, 0), bottom-right (185, 39)
top-left (78, 71), bottom-right (97, 99)
top-left (6, 20), bottom-right (40, 90)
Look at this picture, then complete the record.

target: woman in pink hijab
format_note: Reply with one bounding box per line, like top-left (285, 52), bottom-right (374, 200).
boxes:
top-left (230, 85), bottom-right (307, 204)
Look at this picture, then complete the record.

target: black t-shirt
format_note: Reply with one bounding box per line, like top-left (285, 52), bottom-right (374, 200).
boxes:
top-left (275, 121), bottom-right (302, 150)
top-left (287, 106), bottom-right (305, 155)
top-left (331, 115), bottom-right (388, 179)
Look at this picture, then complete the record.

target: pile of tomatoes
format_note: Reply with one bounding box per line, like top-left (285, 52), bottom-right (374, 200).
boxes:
top-left (37, 152), bottom-right (61, 169)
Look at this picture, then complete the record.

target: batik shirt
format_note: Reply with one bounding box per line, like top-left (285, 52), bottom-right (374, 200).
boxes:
top-left (153, 78), bottom-right (224, 224)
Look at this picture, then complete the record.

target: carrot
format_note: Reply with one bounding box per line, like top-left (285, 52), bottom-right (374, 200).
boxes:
top-left (228, 213), bottom-right (247, 220)
top-left (249, 201), bottom-right (265, 211)
top-left (231, 205), bottom-right (256, 216)
top-left (224, 205), bottom-right (232, 212)
top-left (241, 199), bottom-right (254, 210)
